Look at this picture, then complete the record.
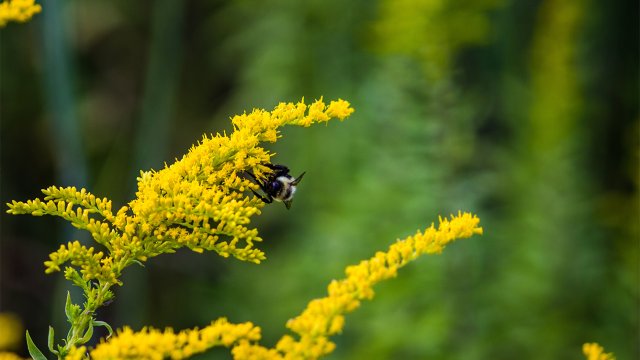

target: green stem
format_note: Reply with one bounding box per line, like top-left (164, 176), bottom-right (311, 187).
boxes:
top-left (59, 282), bottom-right (113, 358)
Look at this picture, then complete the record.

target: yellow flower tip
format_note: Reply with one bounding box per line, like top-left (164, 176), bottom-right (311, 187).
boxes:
top-left (326, 99), bottom-right (355, 120)
top-left (583, 342), bottom-right (616, 360)
top-left (0, 0), bottom-right (42, 27)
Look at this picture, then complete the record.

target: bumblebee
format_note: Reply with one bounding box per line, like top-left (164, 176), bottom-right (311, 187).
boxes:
top-left (247, 164), bottom-right (306, 209)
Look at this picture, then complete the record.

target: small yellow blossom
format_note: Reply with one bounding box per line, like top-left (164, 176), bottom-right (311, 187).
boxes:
top-left (0, 352), bottom-right (26, 360)
top-left (0, 313), bottom-right (22, 350)
top-left (583, 342), bottom-right (616, 360)
top-left (0, 0), bottom-right (41, 27)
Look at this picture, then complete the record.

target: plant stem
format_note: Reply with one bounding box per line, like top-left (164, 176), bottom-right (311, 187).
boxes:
top-left (59, 282), bottom-right (113, 358)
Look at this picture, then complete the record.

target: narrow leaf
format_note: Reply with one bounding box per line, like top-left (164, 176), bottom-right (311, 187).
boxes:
top-left (79, 322), bottom-right (94, 344)
top-left (93, 320), bottom-right (114, 338)
top-left (64, 291), bottom-right (73, 321)
top-left (26, 330), bottom-right (48, 360)
top-left (131, 259), bottom-right (145, 267)
top-left (47, 326), bottom-right (58, 355)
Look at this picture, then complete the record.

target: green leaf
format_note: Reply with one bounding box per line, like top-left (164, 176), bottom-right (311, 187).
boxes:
top-left (79, 322), bottom-right (94, 344)
top-left (93, 320), bottom-right (114, 338)
top-left (47, 326), bottom-right (58, 355)
top-left (26, 330), bottom-right (48, 360)
top-left (131, 259), bottom-right (145, 267)
top-left (64, 291), bottom-right (73, 321)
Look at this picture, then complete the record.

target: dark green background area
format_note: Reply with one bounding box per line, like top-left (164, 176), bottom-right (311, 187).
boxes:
top-left (1, 0), bottom-right (637, 359)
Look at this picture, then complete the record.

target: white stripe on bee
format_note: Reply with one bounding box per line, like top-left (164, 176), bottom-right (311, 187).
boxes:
top-left (275, 176), bottom-right (296, 201)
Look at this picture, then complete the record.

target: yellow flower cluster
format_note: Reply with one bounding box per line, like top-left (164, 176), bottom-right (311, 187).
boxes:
top-left (583, 342), bottom-right (616, 360)
top-left (271, 211), bottom-right (482, 358)
top-left (7, 98), bottom-right (353, 356)
top-left (0, 313), bottom-right (22, 350)
top-left (8, 98), bottom-right (353, 273)
top-left (0, 0), bottom-right (40, 27)
top-left (67, 212), bottom-right (482, 359)
top-left (0, 352), bottom-right (25, 360)
top-left (66, 318), bottom-right (260, 360)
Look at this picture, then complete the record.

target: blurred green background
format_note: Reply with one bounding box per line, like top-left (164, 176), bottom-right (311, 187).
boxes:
top-left (1, 0), bottom-right (637, 358)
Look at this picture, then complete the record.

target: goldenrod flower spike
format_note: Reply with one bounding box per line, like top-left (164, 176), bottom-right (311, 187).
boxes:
top-left (78, 212), bottom-right (481, 359)
top-left (6, 98), bottom-right (353, 358)
top-left (583, 342), bottom-right (616, 360)
top-left (0, 0), bottom-right (41, 27)
top-left (270, 211), bottom-right (483, 359)
top-left (66, 318), bottom-right (262, 360)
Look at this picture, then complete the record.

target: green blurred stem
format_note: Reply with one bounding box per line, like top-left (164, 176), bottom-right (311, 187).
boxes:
top-left (41, 0), bottom-right (87, 186)
top-left (116, 0), bottom-right (185, 327)
top-left (133, 0), bottom-right (185, 171)
top-left (41, 0), bottom-right (90, 351)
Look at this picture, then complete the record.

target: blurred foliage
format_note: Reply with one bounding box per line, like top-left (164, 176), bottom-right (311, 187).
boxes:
top-left (0, 0), bottom-right (637, 359)
top-left (371, 0), bottom-right (503, 80)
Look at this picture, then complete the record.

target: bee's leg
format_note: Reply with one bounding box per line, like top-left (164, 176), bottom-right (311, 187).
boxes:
top-left (244, 170), bottom-right (259, 183)
top-left (243, 170), bottom-right (272, 203)
top-left (283, 200), bottom-right (292, 210)
top-left (250, 188), bottom-right (273, 204)
top-left (244, 170), bottom-right (268, 192)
